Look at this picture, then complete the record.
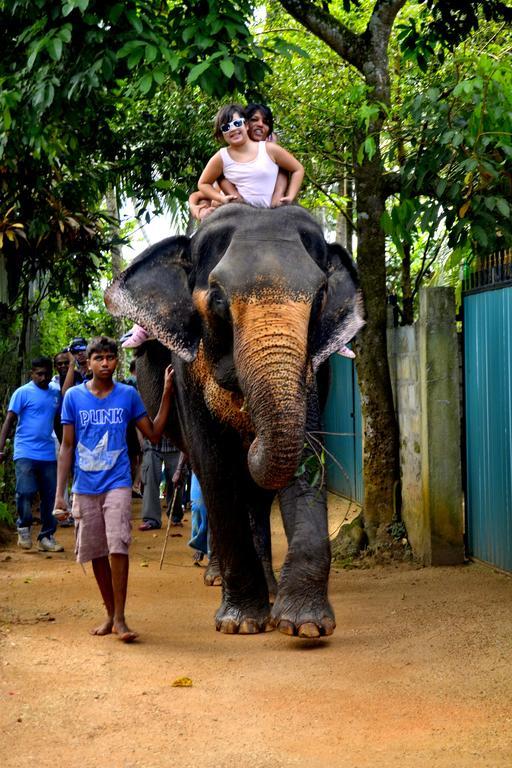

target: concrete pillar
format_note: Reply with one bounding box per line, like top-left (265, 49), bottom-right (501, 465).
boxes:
top-left (418, 287), bottom-right (465, 564)
top-left (396, 325), bottom-right (428, 561)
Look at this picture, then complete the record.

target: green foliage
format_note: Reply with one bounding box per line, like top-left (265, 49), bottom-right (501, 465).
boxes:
top-left (387, 519), bottom-right (407, 542)
top-left (111, 85), bottom-right (220, 219)
top-left (0, 460), bottom-right (15, 528)
top-left (398, 0), bottom-right (512, 53)
top-left (382, 32), bottom-right (512, 318)
top-left (398, 53), bottom-right (512, 254)
top-left (296, 441), bottom-right (325, 489)
top-left (1, 1), bottom-right (268, 159)
top-left (38, 282), bottom-right (117, 360)
top-left (261, 2), bottom-right (364, 229)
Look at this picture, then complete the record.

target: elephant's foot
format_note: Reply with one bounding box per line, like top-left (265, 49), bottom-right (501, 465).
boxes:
top-left (271, 591), bottom-right (335, 638)
top-left (204, 556), bottom-right (222, 587)
top-left (215, 599), bottom-right (273, 635)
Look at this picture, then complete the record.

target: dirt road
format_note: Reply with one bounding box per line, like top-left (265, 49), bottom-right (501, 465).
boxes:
top-left (1, 496), bottom-right (511, 768)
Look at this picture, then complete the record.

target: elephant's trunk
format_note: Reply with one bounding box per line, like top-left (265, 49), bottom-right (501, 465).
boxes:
top-left (232, 297), bottom-right (311, 490)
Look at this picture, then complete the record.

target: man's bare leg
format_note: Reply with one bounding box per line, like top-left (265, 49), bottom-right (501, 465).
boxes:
top-left (90, 556), bottom-right (115, 635)
top-left (110, 553), bottom-right (138, 642)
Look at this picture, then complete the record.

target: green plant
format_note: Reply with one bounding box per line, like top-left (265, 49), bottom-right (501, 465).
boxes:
top-left (388, 520), bottom-right (407, 542)
top-left (0, 461), bottom-right (15, 527)
top-left (296, 441), bottom-right (325, 488)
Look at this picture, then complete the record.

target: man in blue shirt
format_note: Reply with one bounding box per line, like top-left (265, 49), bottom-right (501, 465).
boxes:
top-left (54, 336), bottom-right (173, 643)
top-left (0, 357), bottom-right (64, 552)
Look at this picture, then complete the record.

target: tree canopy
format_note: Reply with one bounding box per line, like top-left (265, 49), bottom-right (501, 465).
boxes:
top-left (0, 0), bottom-right (271, 313)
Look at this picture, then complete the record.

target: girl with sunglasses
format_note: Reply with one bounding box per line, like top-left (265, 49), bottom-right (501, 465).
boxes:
top-left (197, 104), bottom-right (355, 361)
top-left (197, 103), bottom-right (304, 210)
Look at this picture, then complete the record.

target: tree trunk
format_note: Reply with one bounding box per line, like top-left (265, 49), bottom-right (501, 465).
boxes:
top-left (105, 187), bottom-right (126, 372)
top-left (16, 282), bottom-right (30, 387)
top-left (335, 170), bottom-right (353, 254)
top-left (401, 243), bottom-right (414, 325)
top-left (353, 151), bottom-right (400, 548)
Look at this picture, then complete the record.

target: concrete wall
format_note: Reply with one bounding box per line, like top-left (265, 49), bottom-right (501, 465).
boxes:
top-left (389, 287), bottom-right (464, 565)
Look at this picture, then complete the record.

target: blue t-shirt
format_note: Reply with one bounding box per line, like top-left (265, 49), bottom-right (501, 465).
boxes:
top-left (8, 381), bottom-right (61, 461)
top-left (61, 382), bottom-right (147, 495)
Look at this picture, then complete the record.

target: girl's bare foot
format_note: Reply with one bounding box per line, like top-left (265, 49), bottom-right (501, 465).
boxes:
top-left (113, 620), bottom-right (138, 643)
top-left (90, 618), bottom-right (114, 636)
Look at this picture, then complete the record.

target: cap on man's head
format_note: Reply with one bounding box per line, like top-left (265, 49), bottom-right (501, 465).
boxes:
top-left (69, 337), bottom-right (88, 353)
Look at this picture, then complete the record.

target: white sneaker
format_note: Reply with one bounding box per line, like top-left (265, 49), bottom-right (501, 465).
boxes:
top-left (38, 535), bottom-right (64, 552)
top-left (17, 527), bottom-right (32, 550)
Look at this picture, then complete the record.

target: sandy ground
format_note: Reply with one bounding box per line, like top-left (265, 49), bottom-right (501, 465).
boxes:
top-left (1, 494), bottom-right (512, 768)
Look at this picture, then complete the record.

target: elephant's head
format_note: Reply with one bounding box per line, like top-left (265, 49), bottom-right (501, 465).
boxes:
top-left (105, 205), bottom-right (364, 490)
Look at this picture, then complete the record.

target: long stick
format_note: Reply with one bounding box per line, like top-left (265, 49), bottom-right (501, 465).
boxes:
top-left (159, 484), bottom-right (180, 570)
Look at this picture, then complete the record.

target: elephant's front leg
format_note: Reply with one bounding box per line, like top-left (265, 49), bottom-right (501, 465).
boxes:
top-left (248, 495), bottom-right (278, 600)
top-left (197, 449), bottom-right (273, 634)
top-left (273, 474), bottom-right (335, 639)
top-left (204, 499), bottom-right (277, 596)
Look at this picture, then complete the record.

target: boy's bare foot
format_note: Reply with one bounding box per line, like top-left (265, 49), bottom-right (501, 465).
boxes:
top-left (113, 620), bottom-right (138, 643)
top-left (90, 618), bottom-right (114, 636)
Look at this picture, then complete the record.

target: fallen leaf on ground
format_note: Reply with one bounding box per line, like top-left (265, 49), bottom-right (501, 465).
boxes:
top-left (172, 677), bottom-right (193, 687)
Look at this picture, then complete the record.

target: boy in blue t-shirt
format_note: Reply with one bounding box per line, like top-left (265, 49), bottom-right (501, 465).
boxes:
top-left (0, 357), bottom-right (64, 552)
top-left (54, 336), bottom-right (173, 643)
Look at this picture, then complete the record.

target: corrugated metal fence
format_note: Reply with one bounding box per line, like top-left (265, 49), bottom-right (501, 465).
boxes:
top-left (463, 249), bottom-right (512, 571)
top-left (322, 354), bottom-right (363, 504)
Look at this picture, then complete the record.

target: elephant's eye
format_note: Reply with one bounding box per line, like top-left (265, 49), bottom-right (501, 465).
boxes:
top-left (311, 283), bottom-right (328, 322)
top-left (208, 287), bottom-right (229, 319)
top-left (320, 285), bottom-right (328, 312)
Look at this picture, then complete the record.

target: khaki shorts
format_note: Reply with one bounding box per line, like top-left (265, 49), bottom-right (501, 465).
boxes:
top-left (72, 487), bottom-right (132, 563)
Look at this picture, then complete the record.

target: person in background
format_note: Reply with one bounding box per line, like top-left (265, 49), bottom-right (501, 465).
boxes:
top-left (52, 349), bottom-right (83, 389)
top-left (0, 357), bottom-right (65, 552)
top-left (138, 438), bottom-right (184, 530)
top-left (67, 337), bottom-right (90, 381)
top-left (51, 350), bottom-right (77, 526)
top-left (188, 473), bottom-right (209, 564)
top-left (124, 359), bottom-right (137, 387)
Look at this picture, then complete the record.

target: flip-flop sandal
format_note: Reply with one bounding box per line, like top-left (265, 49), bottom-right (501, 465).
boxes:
top-left (138, 520), bottom-right (160, 531)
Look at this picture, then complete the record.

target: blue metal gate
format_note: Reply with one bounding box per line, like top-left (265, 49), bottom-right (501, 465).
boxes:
top-left (322, 354), bottom-right (363, 504)
top-left (464, 261), bottom-right (512, 572)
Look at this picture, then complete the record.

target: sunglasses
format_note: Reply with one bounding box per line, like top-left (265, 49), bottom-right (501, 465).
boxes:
top-left (221, 117), bottom-right (245, 133)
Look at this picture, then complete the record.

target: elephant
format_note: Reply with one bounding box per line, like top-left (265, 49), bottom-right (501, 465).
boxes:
top-left (105, 204), bottom-right (364, 638)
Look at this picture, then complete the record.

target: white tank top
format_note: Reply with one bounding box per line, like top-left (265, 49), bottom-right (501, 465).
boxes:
top-left (220, 141), bottom-right (279, 208)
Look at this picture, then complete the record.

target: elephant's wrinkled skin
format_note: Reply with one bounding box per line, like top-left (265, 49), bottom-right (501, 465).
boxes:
top-left (105, 205), bottom-right (364, 638)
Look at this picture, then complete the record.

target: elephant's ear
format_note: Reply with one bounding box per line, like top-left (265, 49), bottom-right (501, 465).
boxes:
top-left (311, 242), bottom-right (365, 370)
top-left (105, 236), bottom-right (200, 362)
